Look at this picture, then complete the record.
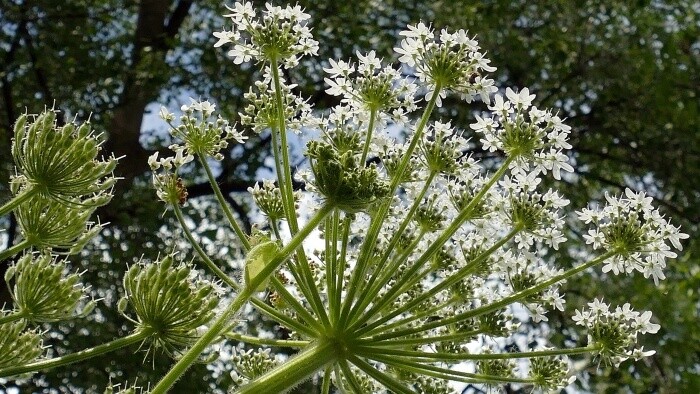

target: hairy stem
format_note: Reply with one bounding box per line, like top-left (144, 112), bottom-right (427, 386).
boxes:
top-left (0, 239), bottom-right (31, 262)
top-left (0, 186), bottom-right (39, 217)
top-left (238, 340), bottom-right (338, 394)
top-left (224, 332), bottom-right (309, 348)
top-left (0, 330), bottom-right (151, 378)
top-left (151, 203), bottom-right (333, 393)
top-left (198, 154), bottom-right (251, 251)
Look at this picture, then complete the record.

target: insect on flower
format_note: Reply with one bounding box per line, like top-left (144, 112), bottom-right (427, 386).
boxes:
top-left (175, 178), bottom-right (188, 206)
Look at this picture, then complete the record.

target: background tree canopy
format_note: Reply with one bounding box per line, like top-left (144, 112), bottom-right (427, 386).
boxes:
top-left (1, 0), bottom-right (698, 392)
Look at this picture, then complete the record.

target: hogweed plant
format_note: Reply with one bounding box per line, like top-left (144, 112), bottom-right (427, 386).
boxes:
top-left (0, 2), bottom-right (689, 393)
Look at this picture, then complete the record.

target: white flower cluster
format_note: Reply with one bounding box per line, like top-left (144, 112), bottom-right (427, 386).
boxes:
top-left (496, 250), bottom-right (566, 322)
top-left (470, 87), bottom-right (574, 180)
top-left (495, 172), bottom-right (569, 249)
top-left (578, 188), bottom-right (688, 285)
top-left (240, 70), bottom-right (315, 134)
top-left (214, 2), bottom-right (319, 68)
top-left (247, 180), bottom-right (287, 221)
top-left (158, 98), bottom-right (247, 161)
top-left (394, 22), bottom-right (498, 105)
top-left (148, 149), bottom-right (193, 172)
top-left (572, 299), bottom-right (660, 366)
top-left (324, 50), bottom-right (417, 124)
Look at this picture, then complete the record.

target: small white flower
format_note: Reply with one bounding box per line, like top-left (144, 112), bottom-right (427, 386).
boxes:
top-left (323, 58), bottom-right (354, 78)
top-left (635, 311), bottom-right (660, 334)
top-left (400, 22), bottom-right (432, 39)
top-left (159, 106), bottom-right (174, 122)
top-left (148, 152), bottom-right (161, 170)
top-left (488, 94), bottom-right (511, 114)
top-left (506, 87), bottom-right (536, 109)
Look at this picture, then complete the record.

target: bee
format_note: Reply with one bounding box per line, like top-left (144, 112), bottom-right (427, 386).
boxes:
top-left (175, 177), bottom-right (188, 206)
top-left (468, 72), bottom-right (480, 84)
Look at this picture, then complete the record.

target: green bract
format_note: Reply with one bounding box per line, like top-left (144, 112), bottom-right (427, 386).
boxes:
top-left (244, 238), bottom-right (280, 292)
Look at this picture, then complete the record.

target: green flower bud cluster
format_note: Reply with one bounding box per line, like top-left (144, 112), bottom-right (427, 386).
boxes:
top-left (447, 178), bottom-right (489, 219)
top-left (307, 140), bottom-right (389, 213)
top-left (414, 195), bottom-right (446, 233)
top-left (11, 110), bottom-right (116, 204)
top-left (240, 78), bottom-right (314, 134)
top-left (413, 375), bottom-right (453, 394)
top-left (103, 385), bottom-right (139, 394)
top-left (6, 254), bottom-right (93, 322)
top-left (381, 146), bottom-right (420, 183)
top-left (529, 356), bottom-right (573, 389)
top-left (12, 189), bottom-right (106, 254)
top-left (0, 321), bottom-right (42, 369)
top-left (248, 180), bottom-right (286, 221)
top-left (160, 100), bottom-right (248, 161)
top-left (229, 348), bottom-right (278, 388)
top-left (478, 355), bottom-right (514, 381)
top-left (119, 255), bottom-right (219, 356)
top-left (419, 121), bottom-right (466, 175)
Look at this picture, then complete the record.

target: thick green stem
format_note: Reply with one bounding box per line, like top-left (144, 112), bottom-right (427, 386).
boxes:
top-left (0, 186), bottom-right (39, 217)
top-left (371, 250), bottom-right (619, 341)
top-left (151, 203), bottom-right (333, 394)
top-left (269, 59), bottom-right (299, 233)
top-left (269, 59), bottom-right (330, 328)
top-left (173, 204), bottom-right (239, 290)
top-left (321, 366), bottom-right (332, 394)
top-left (0, 330), bottom-right (150, 378)
top-left (0, 311), bottom-right (25, 325)
top-left (225, 332), bottom-right (309, 348)
top-left (340, 85), bottom-right (442, 318)
top-left (0, 239), bottom-right (31, 262)
top-left (357, 344), bottom-right (600, 361)
top-left (360, 109), bottom-right (377, 164)
top-left (333, 214), bottom-right (352, 325)
top-left (238, 340), bottom-right (338, 394)
top-left (325, 209), bottom-right (339, 324)
top-left (198, 154), bottom-right (251, 251)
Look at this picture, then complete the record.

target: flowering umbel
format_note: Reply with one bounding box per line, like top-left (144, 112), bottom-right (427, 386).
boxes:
top-left (0, 3), bottom-right (687, 394)
top-left (214, 2), bottom-right (318, 67)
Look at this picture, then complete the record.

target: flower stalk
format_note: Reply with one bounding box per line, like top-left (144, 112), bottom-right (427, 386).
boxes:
top-left (0, 330), bottom-right (151, 379)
